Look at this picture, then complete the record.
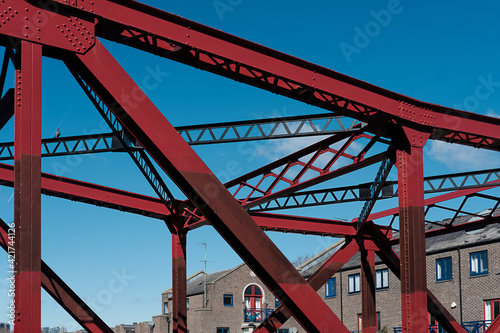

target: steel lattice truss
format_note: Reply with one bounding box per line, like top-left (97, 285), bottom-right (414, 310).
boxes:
top-left (1, 1), bottom-right (500, 333)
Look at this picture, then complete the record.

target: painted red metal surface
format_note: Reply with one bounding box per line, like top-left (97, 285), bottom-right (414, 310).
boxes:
top-left (368, 224), bottom-right (466, 333)
top-left (14, 40), bottom-right (42, 333)
top-left (360, 249), bottom-right (376, 333)
top-left (45, 0), bottom-right (500, 149)
top-left (485, 314), bottom-right (500, 333)
top-left (255, 239), bottom-right (360, 333)
top-left (66, 39), bottom-right (348, 332)
top-left (247, 212), bottom-right (357, 237)
top-left (397, 136), bottom-right (429, 333)
top-left (0, 220), bottom-right (113, 333)
top-left (171, 216), bottom-right (188, 333)
top-left (0, 0), bottom-right (497, 331)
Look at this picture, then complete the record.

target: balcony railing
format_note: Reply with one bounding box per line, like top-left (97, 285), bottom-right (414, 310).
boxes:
top-left (462, 320), bottom-right (492, 333)
top-left (243, 308), bottom-right (275, 322)
top-left (393, 320), bottom-right (493, 333)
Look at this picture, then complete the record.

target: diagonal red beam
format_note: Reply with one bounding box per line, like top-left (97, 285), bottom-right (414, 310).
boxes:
top-left (0, 162), bottom-right (359, 237)
top-left (485, 314), bottom-right (500, 333)
top-left (0, 220), bottom-right (113, 333)
top-left (67, 39), bottom-right (348, 332)
top-left (255, 239), bottom-right (360, 333)
top-left (368, 223), bottom-right (466, 333)
top-left (368, 181), bottom-right (500, 222)
top-left (239, 151), bottom-right (387, 210)
top-left (47, 0), bottom-right (500, 147)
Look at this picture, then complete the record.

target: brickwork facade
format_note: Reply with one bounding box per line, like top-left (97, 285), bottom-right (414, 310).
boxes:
top-left (161, 234), bottom-right (500, 332)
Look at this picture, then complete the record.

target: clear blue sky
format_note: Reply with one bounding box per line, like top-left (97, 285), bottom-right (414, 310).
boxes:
top-left (0, 0), bottom-right (500, 329)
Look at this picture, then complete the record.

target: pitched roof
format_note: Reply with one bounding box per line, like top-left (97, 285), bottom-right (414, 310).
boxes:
top-left (165, 208), bottom-right (500, 293)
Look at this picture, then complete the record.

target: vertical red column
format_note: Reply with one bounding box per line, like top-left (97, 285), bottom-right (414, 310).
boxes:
top-left (171, 217), bottom-right (187, 333)
top-left (397, 128), bottom-right (429, 333)
top-left (361, 249), bottom-right (376, 333)
top-left (14, 41), bottom-right (42, 332)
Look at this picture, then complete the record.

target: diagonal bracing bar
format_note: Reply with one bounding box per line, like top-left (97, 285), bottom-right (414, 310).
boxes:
top-left (357, 157), bottom-right (393, 231)
top-left (0, 219), bottom-right (114, 333)
top-left (0, 161), bottom-right (359, 237)
top-left (251, 167), bottom-right (500, 212)
top-left (254, 239), bottom-right (360, 333)
top-left (66, 39), bottom-right (348, 332)
top-left (368, 223), bottom-right (466, 333)
top-left (46, 0), bottom-right (500, 150)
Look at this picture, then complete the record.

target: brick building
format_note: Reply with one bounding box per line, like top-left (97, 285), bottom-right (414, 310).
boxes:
top-left (161, 209), bottom-right (500, 332)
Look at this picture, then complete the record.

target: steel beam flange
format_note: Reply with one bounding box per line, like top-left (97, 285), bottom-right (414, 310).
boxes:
top-left (0, 0), bottom-right (95, 53)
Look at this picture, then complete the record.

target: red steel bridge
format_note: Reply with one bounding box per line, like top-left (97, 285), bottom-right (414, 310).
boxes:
top-left (0, 1), bottom-right (499, 332)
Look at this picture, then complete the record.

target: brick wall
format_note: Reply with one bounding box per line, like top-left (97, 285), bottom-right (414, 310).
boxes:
top-left (162, 239), bottom-right (500, 332)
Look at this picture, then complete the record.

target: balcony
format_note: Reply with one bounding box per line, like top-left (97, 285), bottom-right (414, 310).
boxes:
top-left (243, 308), bottom-right (275, 322)
top-left (393, 320), bottom-right (493, 333)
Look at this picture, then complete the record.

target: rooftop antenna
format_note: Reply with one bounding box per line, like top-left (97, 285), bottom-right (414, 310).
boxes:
top-left (199, 241), bottom-right (212, 308)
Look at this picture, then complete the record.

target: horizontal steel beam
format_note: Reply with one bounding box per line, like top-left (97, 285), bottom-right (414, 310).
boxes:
top-left (176, 113), bottom-right (364, 145)
top-left (43, 0), bottom-right (500, 151)
top-left (250, 167), bottom-right (500, 211)
top-left (0, 132), bottom-right (122, 160)
top-left (0, 114), bottom-right (364, 160)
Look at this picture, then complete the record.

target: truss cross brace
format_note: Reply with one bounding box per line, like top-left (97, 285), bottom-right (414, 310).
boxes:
top-left (67, 39), bottom-right (348, 333)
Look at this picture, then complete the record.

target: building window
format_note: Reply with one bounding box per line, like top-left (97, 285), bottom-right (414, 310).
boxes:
top-left (216, 328), bottom-right (230, 333)
top-left (223, 294), bottom-right (233, 306)
top-left (470, 251), bottom-right (488, 276)
top-left (485, 299), bottom-right (500, 323)
top-left (275, 297), bottom-right (281, 308)
top-left (325, 277), bottom-right (336, 298)
top-left (375, 268), bottom-right (389, 289)
top-left (348, 273), bottom-right (360, 294)
top-left (436, 257), bottom-right (453, 281)
top-left (244, 285), bottom-right (264, 322)
top-left (186, 298), bottom-right (189, 310)
top-left (163, 302), bottom-right (168, 315)
top-left (357, 312), bottom-right (381, 331)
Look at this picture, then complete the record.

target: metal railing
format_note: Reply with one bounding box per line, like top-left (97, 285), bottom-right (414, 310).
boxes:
top-left (243, 308), bottom-right (275, 322)
top-left (393, 320), bottom-right (493, 333)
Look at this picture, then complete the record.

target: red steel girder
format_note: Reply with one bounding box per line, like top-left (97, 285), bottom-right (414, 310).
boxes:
top-left (226, 133), bottom-right (387, 210)
top-left (368, 180), bottom-right (500, 222)
top-left (33, 0), bottom-right (500, 150)
top-left (66, 39), bottom-right (348, 333)
top-left (0, 162), bottom-right (360, 237)
top-left (368, 223), bottom-right (466, 333)
top-left (255, 239), bottom-right (360, 333)
top-left (14, 40), bottom-right (42, 333)
top-left (360, 248), bottom-right (377, 333)
top-left (0, 162), bottom-right (172, 219)
top-left (171, 216), bottom-right (188, 333)
top-left (0, 0), bottom-right (95, 53)
top-left (397, 130), bottom-right (429, 333)
top-left (0, 219), bottom-right (113, 333)
top-left (485, 314), bottom-right (500, 333)
top-left (247, 212), bottom-right (357, 237)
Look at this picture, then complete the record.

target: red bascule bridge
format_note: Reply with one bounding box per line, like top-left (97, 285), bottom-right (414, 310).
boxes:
top-left (0, 1), bottom-right (499, 332)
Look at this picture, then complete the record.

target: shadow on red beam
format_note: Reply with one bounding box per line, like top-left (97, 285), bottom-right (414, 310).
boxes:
top-left (0, 219), bottom-right (113, 333)
top-left (0, 162), bottom-right (361, 238)
top-left (250, 212), bottom-right (357, 236)
top-left (0, 162), bottom-right (170, 219)
top-left (368, 181), bottom-right (500, 222)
